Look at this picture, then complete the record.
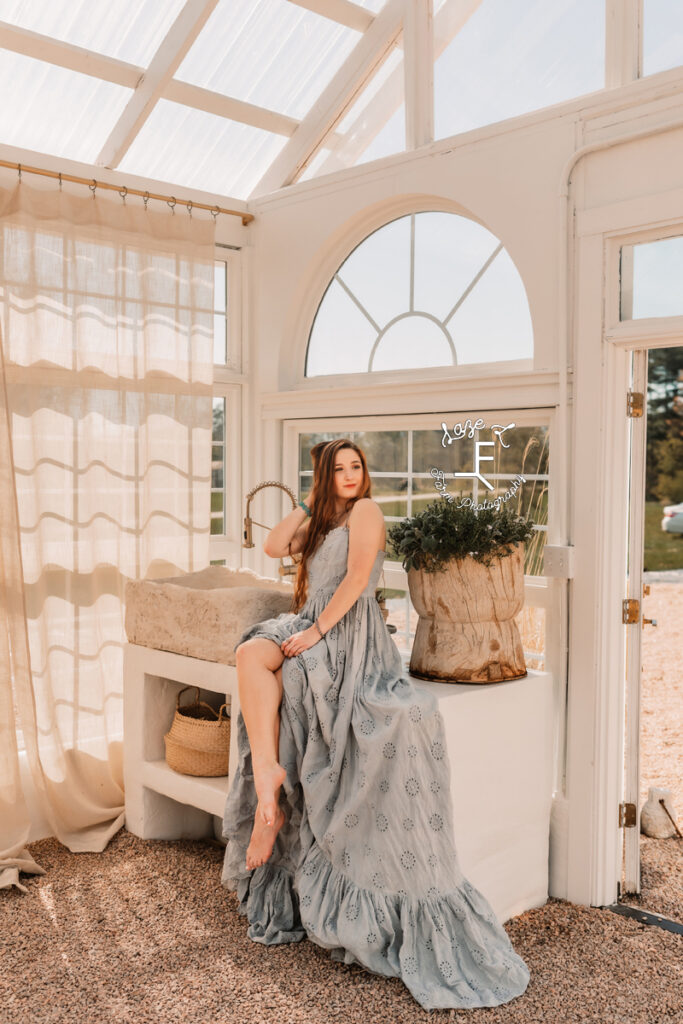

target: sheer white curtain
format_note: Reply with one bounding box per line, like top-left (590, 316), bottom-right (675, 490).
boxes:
top-left (0, 181), bottom-right (214, 889)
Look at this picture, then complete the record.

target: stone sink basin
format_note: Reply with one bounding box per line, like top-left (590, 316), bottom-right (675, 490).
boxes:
top-left (124, 565), bottom-right (294, 666)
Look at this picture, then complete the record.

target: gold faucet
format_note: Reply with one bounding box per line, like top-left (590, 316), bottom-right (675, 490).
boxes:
top-left (243, 480), bottom-right (300, 578)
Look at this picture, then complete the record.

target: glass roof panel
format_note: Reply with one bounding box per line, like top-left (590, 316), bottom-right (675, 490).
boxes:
top-left (118, 99), bottom-right (287, 199)
top-left (435, 0), bottom-right (604, 140)
top-left (0, 50), bottom-right (132, 161)
top-left (175, 0), bottom-right (364, 121)
top-left (643, 0), bottom-right (683, 76)
top-left (0, 0), bottom-right (187, 65)
top-left (304, 47), bottom-right (404, 178)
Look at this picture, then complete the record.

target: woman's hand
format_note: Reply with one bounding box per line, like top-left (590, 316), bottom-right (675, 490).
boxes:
top-left (281, 626), bottom-right (320, 658)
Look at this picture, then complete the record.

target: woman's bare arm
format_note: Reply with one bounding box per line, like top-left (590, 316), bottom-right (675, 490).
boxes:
top-left (315, 499), bottom-right (385, 634)
top-left (263, 491), bottom-right (313, 558)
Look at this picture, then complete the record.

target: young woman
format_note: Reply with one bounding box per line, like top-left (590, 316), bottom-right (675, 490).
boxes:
top-left (221, 439), bottom-right (530, 1010)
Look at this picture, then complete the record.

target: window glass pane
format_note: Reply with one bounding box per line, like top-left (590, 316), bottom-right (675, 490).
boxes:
top-left (296, 420), bottom-right (549, 660)
top-left (297, 423), bottom-right (548, 577)
top-left (434, 0), bottom-right (604, 141)
top-left (620, 236), bottom-right (683, 320)
top-left (211, 397), bottom-right (226, 535)
top-left (643, 0), bottom-right (683, 76)
top-left (372, 318), bottom-right (453, 371)
top-left (306, 281), bottom-right (378, 376)
top-left (212, 397), bottom-right (225, 442)
top-left (517, 605), bottom-right (546, 670)
top-left (210, 489), bottom-right (224, 535)
top-left (414, 213), bottom-right (500, 322)
top-left (214, 262), bottom-right (227, 311)
top-left (306, 213), bottom-right (533, 376)
top-left (372, 476), bottom-right (409, 518)
top-left (213, 313), bottom-right (227, 366)
top-left (337, 216), bottom-right (412, 327)
top-left (418, 421), bottom-right (549, 576)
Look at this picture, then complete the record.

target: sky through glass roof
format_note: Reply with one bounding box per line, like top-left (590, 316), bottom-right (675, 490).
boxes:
top-left (0, 1), bottom-right (679, 201)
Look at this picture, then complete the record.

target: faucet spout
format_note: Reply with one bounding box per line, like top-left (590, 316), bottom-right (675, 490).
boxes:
top-left (243, 480), bottom-right (300, 578)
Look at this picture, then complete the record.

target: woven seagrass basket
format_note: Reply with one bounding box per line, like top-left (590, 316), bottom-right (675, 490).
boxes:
top-left (164, 685), bottom-right (230, 777)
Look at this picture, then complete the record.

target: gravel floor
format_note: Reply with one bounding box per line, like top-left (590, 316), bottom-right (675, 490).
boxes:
top-left (3, 829), bottom-right (681, 1024)
top-left (5, 583), bottom-right (682, 1024)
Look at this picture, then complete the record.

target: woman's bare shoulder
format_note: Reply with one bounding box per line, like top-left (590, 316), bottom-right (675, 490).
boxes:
top-left (349, 497), bottom-right (384, 525)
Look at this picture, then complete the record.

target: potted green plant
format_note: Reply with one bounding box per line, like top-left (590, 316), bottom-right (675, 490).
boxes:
top-left (388, 500), bottom-right (536, 683)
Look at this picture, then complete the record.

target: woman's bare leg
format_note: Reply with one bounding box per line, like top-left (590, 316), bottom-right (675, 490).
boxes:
top-left (244, 663), bottom-right (286, 869)
top-left (236, 638), bottom-right (287, 830)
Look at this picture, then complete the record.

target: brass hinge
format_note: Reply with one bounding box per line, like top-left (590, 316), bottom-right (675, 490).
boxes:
top-left (619, 802), bottom-right (637, 828)
top-left (627, 391), bottom-right (644, 417)
top-left (622, 598), bottom-right (639, 623)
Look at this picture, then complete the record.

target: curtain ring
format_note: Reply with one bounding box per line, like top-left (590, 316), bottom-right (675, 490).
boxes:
top-left (186, 200), bottom-right (193, 217)
top-left (119, 185), bottom-right (128, 203)
top-left (58, 172), bottom-right (63, 191)
top-left (143, 190), bottom-right (150, 210)
top-left (211, 205), bottom-right (220, 222)
top-left (17, 163), bottom-right (21, 183)
top-left (89, 179), bottom-right (97, 199)
top-left (167, 196), bottom-right (176, 214)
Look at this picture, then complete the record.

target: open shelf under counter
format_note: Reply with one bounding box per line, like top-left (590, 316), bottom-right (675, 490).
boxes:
top-left (124, 642), bottom-right (241, 841)
top-left (141, 758), bottom-right (232, 819)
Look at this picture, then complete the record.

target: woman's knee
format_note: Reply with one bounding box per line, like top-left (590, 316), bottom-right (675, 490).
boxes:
top-left (236, 637), bottom-right (284, 673)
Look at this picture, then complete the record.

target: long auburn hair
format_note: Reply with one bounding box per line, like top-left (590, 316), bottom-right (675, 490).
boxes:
top-left (292, 439), bottom-right (372, 613)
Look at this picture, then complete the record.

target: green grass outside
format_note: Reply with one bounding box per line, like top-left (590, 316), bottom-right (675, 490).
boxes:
top-left (644, 501), bottom-right (683, 572)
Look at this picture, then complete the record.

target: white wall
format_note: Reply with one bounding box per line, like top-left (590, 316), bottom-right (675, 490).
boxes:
top-left (240, 67), bottom-right (683, 909)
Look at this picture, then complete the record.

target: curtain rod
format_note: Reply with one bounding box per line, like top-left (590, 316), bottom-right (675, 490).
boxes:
top-left (0, 159), bottom-right (254, 225)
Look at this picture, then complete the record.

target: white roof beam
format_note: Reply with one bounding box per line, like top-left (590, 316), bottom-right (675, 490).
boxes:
top-left (287, 0), bottom-right (374, 33)
top-left (0, 20), bottom-right (141, 87)
top-left (404, 0), bottom-right (434, 149)
top-left (96, 0), bottom-right (220, 168)
top-left (313, 0), bottom-right (481, 176)
top-left (165, 81), bottom-right (299, 136)
top-left (251, 0), bottom-right (405, 196)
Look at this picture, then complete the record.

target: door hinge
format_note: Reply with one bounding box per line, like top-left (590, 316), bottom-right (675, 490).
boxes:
top-left (626, 391), bottom-right (644, 417)
top-left (619, 802), bottom-right (637, 828)
top-left (622, 598), bottom-right (640, 623)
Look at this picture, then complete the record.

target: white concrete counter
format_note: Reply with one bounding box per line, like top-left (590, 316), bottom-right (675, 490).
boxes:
top-left (124, 643), bottom-right (552, 923)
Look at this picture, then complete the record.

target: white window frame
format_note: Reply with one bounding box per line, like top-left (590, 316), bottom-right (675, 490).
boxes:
top-left (210, 244), bottom-right (246, 566)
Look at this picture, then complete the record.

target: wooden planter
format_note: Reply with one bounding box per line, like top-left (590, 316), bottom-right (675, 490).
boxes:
top-left (408, 542), bottom-right (527, 684)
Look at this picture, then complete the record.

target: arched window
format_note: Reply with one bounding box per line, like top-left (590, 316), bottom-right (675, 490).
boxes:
top-left (305, 211), bottom-right (533, 377)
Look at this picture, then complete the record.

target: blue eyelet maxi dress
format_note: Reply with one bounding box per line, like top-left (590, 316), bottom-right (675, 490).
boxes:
top-left (220, 525), bottom-right (530, 1011)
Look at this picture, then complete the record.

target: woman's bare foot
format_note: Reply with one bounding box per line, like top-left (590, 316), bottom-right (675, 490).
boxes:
top-left (253, 761), bottom-right (287, 826)
top-left (246, 806), bottom-right (285, 870)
